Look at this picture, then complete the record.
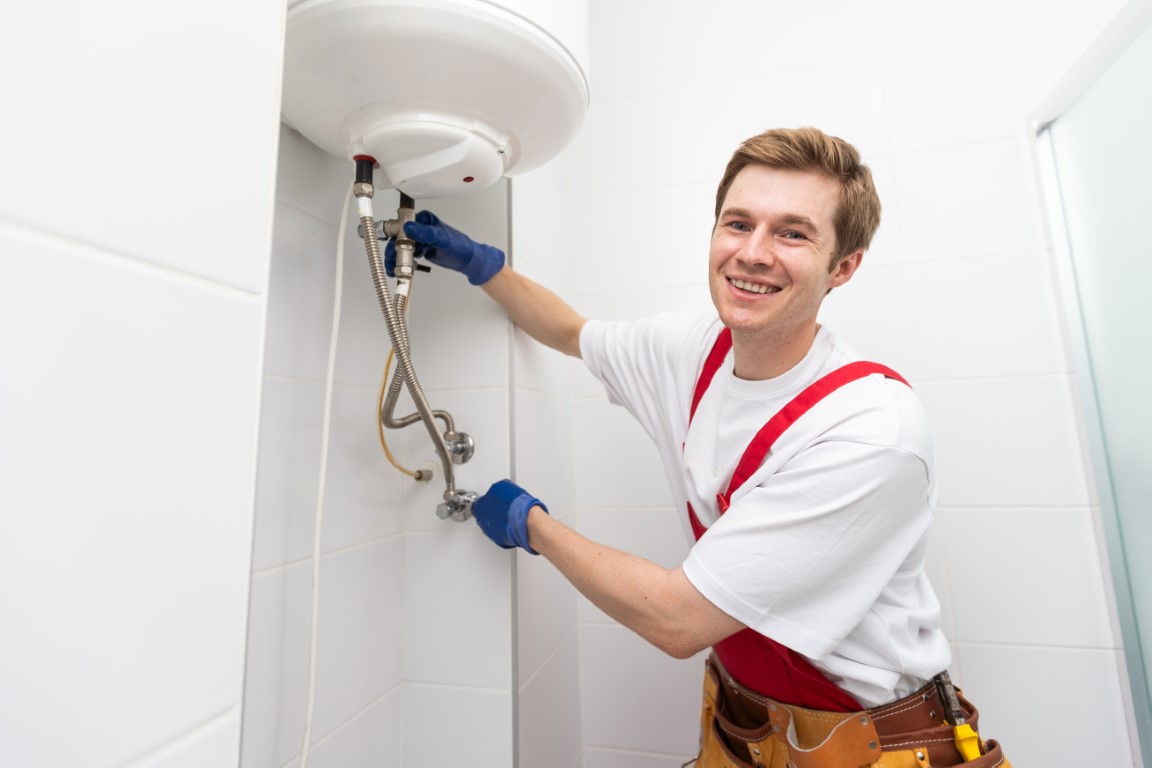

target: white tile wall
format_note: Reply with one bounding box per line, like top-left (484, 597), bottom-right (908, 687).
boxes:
top-left (955, 644), bottom-right (1133, 766)
top-left (246, 128), bottom-right (516, 767)
top-left (919, 376), bottom-right (1092, 508)
top-left (298, 690), bottom-right (402, 768)
top-left (512, 1), bottom-right (1140, 765)
top-left (0, 229), bottom-right (265, 768)
top-left (517, 631), bottom-right (584, 768)
top-left (402, 685), bottom-right (514, 767)
top-left (579, 625), bottom-right (705, 758)
top-left (125, 711), bottom-right (243, 768)
top-left (939, 506), bottom-right (1115, 648)
top-left (1, 2), bottom-right (280, 764)
top-left (0, 0), bottom-right (284, 294)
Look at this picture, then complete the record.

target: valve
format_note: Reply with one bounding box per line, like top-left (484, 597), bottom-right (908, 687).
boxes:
top-left (444, 431), bottom-right (475, 464)
top-left (436, 489), bottom-right (478, 522)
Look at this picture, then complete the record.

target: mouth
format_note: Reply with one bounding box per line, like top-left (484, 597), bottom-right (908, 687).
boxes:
top-left (727, 277), bottom-right (780, 295)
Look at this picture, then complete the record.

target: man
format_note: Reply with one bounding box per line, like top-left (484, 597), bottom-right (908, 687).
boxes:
top-left (392, 127), bottom-right (1009, 767)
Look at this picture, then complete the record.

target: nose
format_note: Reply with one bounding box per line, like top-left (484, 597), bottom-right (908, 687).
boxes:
top-left (736, 229), bottom-right (776, 269)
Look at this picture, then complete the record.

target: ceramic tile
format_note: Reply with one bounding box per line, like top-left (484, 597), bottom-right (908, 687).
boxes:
top-left (512, 329), bottom-right (583, 398)
top-left (518, 632), bottom-right (583, 768)
top-left (565, 182), bottom-right (715, 299)
top-left (303, 688), bottom-right (401, 768)
top-left (402, 531), bottom-right (513, 689)
top-left (241, 563), bottom-right (311, 768)
top-left (263, 203), bottom-right (340, 381)
top-left (579, 624), bottom-right (705, 756)
top-left (939, 506), bottom-right (1114, 647)
top-left (402, 684), bottom-right (513, 768)
top-left (955, 644), bottom-right (1134, 766)
top-left (881, 3), bottom-right (1126, 152)
top-left (922, 514), bottom-right (957, 641)
top-left (817, 262), bottom-right (926, 382)
top-left (509, 151), bottom-right (577, 289)
top-left (917, 376), bottom-right (1091, 508)
top-left (513, 388), bottom-right (576, 513)
top-left (126, 710), bottom-right (241, 768)
top-left (862, 155), bottom-right (909, 269)
top-left (517, 541), bottom-right (579, 682)
top-left (319, 384), bottom-right (407, 552)
top-left (276, 125), bottom-right (358, 225)
top-left (891, 138), bottom-right (1048, 263)
top-left (907, 251), bottom-right (1069, 380)
top-left (311, 538), bottom-right (404, 740)
top-left (573, 400), bottom-right (675, 508)
top-left (0, 1), bottom-right (282, 293)
top-left (0, 230), bottom-right (260, 768)
top-left (252, 375), bottom-right (324, 571)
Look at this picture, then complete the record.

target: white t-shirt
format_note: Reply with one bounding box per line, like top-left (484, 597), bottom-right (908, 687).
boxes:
top-left (580, 311), bottom-right (951, 707)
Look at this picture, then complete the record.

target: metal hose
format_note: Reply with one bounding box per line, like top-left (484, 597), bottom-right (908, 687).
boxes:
top-left (356, 198), bottom-right (457, 496)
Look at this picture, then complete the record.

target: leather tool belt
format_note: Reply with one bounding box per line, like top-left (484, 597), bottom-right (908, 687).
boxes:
top-left (690, 654), bottom-right (1011, 768)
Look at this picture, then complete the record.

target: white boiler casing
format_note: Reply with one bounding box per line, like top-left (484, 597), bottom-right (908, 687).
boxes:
top-left (281, 0), bottom-right (589, 198)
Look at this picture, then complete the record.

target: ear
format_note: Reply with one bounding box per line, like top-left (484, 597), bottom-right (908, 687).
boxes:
top-left (828, 250), bottom-right (863, 288)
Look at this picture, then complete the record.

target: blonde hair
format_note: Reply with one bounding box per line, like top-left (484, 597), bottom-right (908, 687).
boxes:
top-left (713, 127), bottom-right (881, 264)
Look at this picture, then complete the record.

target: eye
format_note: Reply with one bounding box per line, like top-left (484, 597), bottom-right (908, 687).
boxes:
top-left (726, 220), bottom-right (752, 233)
top-left (781, 230), bottom-right (808, 240)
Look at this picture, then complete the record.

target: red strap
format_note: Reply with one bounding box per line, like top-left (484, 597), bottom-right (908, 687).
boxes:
top-left (719, 361), bottom-right (908, 509)
top-left (689, 328), bottom-right (732, 422)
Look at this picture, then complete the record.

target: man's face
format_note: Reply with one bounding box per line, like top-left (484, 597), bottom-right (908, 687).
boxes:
top-left (709, 165), bottom-right (860, 346)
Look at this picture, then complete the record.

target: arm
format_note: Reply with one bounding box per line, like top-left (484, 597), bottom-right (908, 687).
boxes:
top-left (529, 505), bottom-right (744, 658)
top-left (396, 211), bottom-right (587, 357)
top-left (481, 266), bottom-right (586, 358)
top-left (471, 479), bottom-right (742, 658)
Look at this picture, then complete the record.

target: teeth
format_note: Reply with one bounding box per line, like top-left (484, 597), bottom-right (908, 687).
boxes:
top-left (730, 278), bottom-right (777, 295)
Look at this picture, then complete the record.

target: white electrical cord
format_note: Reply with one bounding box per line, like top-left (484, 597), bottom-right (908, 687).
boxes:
top-left (298, 182), bottom-right (353, 768)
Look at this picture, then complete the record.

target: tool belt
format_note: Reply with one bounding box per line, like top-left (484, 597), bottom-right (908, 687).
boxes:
top-left (691, 654), bottom-right (1010, 768)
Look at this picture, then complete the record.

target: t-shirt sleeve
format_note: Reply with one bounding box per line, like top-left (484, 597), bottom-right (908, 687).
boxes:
top-left (580, 312), bottom-right (719, 443)
top-left (682, 436), bottom-right (933, 662)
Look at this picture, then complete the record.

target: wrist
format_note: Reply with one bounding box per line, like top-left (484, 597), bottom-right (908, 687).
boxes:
top-left (524, 504), bottom-right (550, 555)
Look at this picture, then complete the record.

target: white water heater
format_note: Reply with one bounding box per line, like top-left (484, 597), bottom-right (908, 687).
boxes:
top-left (281, 0), bottom-right (589, 198)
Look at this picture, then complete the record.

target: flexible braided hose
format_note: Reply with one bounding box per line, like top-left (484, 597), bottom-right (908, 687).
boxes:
top-left (357, 199), bottom-right (456, 495)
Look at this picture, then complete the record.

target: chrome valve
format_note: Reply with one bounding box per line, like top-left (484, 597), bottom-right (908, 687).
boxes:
top-left (436, 490), bottom-right (478, 522)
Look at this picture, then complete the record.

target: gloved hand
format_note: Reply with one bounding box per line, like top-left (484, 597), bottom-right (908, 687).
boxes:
top-left (384, 210), bottom-right (505, 285)
top-left (471, 479), bottom-right (549, 555)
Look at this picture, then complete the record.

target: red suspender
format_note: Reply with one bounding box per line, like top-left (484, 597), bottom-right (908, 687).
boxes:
top-left (685, 328), bottom-right (911, 711)
top-left (715, 360), bottom-right (908, 512)
top-left (690, 327), bottom-right (732, 422)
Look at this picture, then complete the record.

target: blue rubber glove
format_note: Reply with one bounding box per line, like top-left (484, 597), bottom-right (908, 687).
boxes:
top-left (385, 210), bottom-right (505, 285)
top-left (471, 479), bottom-right (549, 555)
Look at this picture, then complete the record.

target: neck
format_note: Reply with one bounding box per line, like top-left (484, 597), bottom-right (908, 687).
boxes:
top-left (730, 324), bottom-right (819, 381)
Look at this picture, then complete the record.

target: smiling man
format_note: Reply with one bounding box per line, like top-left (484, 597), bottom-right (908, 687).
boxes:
top-left (393, 127), bottom-right (1009, 768)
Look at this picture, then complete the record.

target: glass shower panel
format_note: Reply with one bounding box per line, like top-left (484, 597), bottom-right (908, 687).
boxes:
top-left (1041, 16), bottom-right (1152, 766)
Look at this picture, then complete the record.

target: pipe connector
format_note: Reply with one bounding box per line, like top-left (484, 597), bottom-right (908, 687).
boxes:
top-left (436, 489), bottom-right (478, 522)
top-left (444, 431), bottom-right (475, 464)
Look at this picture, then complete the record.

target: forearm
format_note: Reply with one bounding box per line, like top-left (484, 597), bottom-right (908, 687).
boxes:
top-left (526, 507), bottom-right (743, 659)
top-left (481, 266), bottom-right (586, 357)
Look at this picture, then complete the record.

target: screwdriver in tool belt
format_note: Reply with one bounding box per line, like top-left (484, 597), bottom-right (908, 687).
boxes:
top-left (935, 671), bottom-right (982, 761)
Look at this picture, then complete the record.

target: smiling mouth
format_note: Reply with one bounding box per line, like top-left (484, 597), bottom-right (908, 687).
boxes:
top-left (728, 277), bottom-right (780, 295)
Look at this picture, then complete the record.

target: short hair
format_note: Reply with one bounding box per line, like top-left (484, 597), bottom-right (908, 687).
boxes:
top-left (713, 127), bottom-right (881, 264)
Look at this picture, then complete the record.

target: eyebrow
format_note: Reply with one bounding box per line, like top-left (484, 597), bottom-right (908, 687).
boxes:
top-left (719, 207), bottom-right (821, 232)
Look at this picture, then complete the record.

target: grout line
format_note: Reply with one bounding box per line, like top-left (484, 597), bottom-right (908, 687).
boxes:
top-left (517, 624), bottom-right (579, 693)
top-left (291, 683), bottom-right (401, 757)
top-left (0, 214), bottom-right (264, 299)
top-left (251, 531), bottom-right (405, 576)
top-left (120, 705), bottom-right (241, 767)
